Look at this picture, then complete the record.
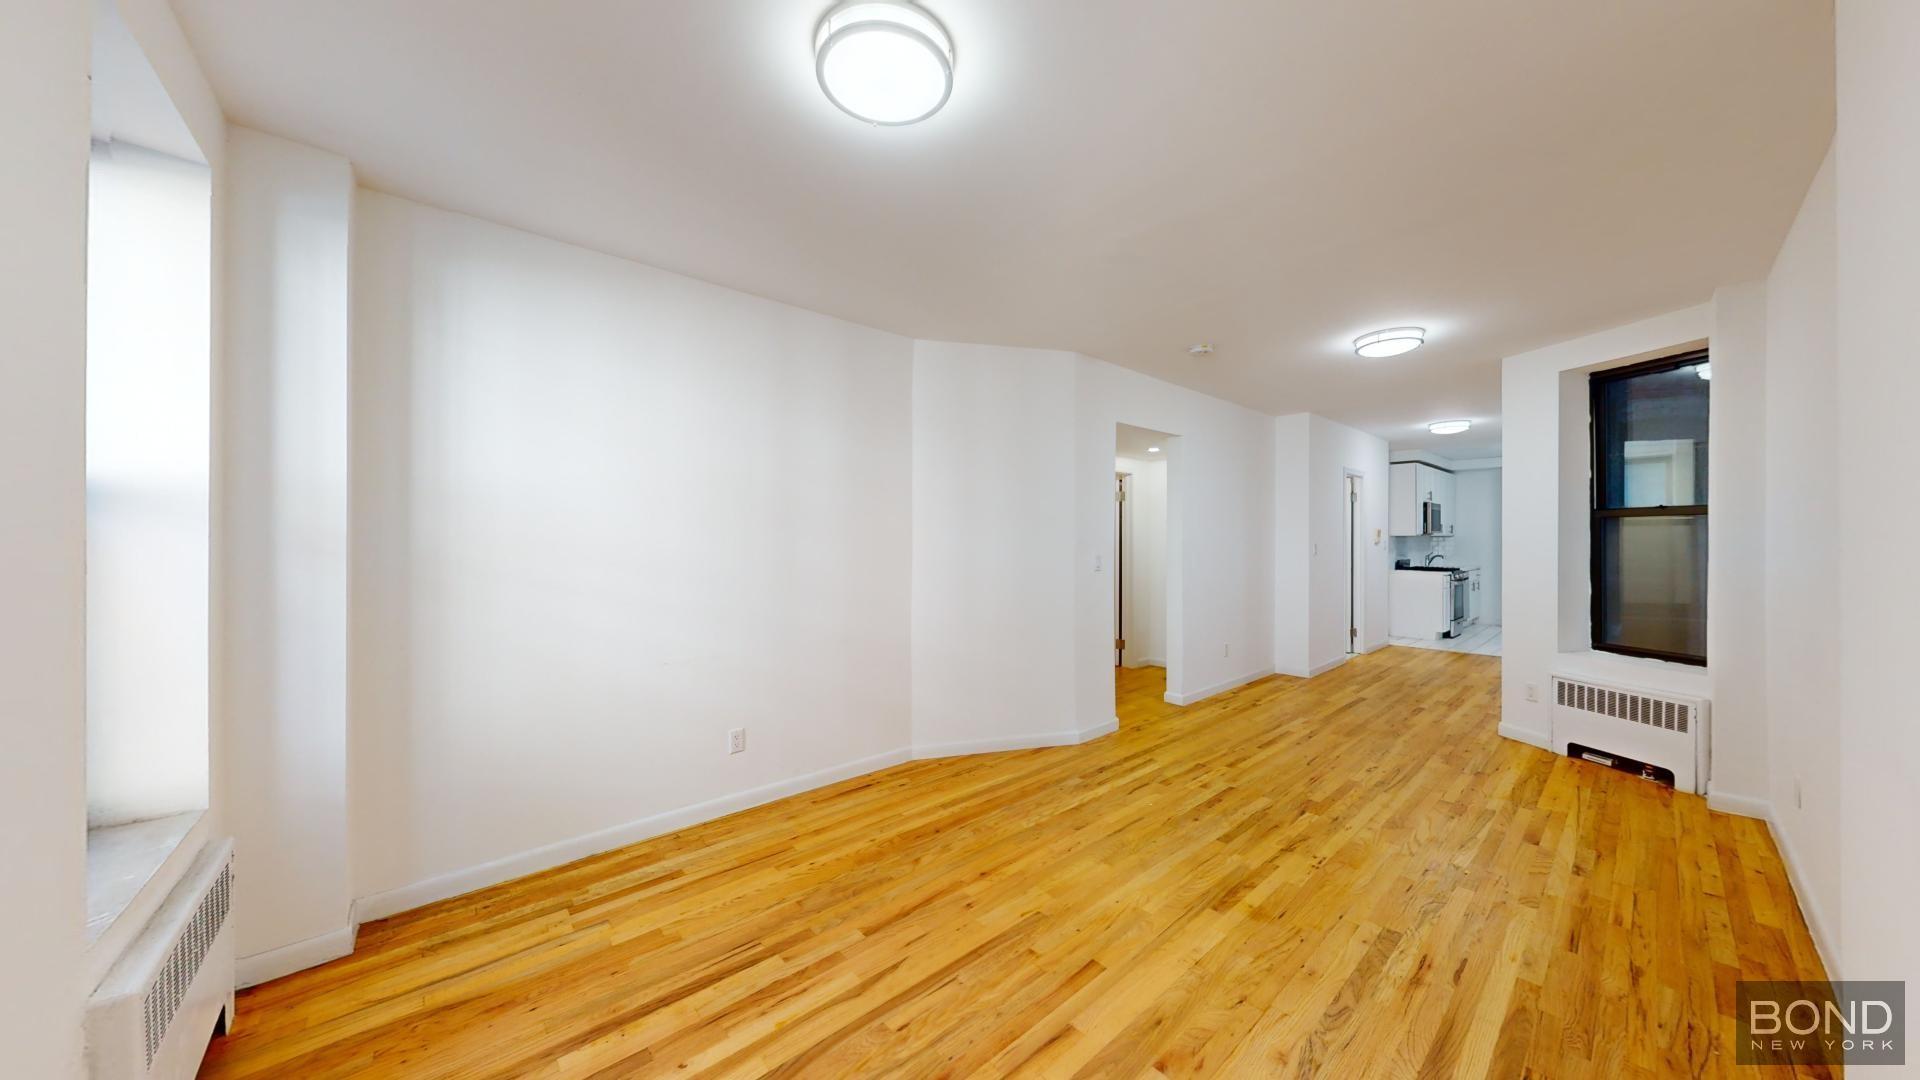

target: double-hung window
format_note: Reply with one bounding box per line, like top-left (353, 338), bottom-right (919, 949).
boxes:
top-left (1590, 350), bottom-right (1710, 664)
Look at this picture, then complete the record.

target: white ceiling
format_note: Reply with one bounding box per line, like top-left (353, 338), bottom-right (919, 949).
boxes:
top-left (170, 0), bottom-right (1833, 457)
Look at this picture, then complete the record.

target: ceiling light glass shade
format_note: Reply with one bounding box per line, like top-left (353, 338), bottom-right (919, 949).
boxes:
top-left (1353, 327), bottom-right (1426, 358)
top-left (815, 1), bottom-right (953, 125)
top-left (1147, 446), bottom-right (1161, 453)
top-left (1428, 420), bottom-right (1472, 435)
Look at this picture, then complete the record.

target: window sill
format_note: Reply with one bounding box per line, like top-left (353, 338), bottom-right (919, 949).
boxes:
top-left (85, 809), bottom-right (206, 985)
top-left (1552, 649), bottom-right (1712, 697)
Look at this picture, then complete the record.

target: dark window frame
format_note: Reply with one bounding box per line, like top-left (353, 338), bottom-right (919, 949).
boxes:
top-left (1589, 348), bottom-right (1710, 666)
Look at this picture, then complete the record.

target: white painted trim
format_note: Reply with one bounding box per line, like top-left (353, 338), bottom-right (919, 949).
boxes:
top-left (1164, 666), bottom-right (1274, 706)
top-left (236, 924), bottom-right (355, 988)
top-left (1705, 787), bottom-right (1770, 820)
top-left (911, 717), bottom-right (1118, 760)
top-left (353, 746), bottom-right (913, 923)
top-left (1763, 808), bottom-right (1840, 980)
top-left (1497, 722), bottom-right (1551, 749)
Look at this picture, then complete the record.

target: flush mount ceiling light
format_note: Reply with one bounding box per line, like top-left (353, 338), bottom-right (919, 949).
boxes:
top-left (1147, 446), bottom-right (1162, 453)
top-left (1353, 327), bottom-right (1426, 358)
top-left (1188, 343), bottom-right (1215, 357)
top-left (815, 1), bottom-right (953, 125)
top-left (1428, 419), bottom-right (1472, 436)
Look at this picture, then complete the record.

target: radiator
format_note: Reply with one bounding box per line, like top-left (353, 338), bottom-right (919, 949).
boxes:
top-left (1549, 674), bottom-right (1709, 794)
top-left (86, 839), bottom-right (235, 1080)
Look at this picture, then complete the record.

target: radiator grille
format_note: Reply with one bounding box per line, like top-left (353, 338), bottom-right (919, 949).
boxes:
top-left (1553, 677), bottom-right (1690, 734)
top-left (142, 858), bottom-right (231, 1069)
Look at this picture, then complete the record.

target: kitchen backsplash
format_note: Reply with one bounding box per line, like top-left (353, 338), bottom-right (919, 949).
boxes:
top-left (1393, 534), bottom-right (1455, 565)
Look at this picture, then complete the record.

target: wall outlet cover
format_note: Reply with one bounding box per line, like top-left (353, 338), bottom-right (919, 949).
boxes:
top-left (728, 728), bottom-right (746, 754)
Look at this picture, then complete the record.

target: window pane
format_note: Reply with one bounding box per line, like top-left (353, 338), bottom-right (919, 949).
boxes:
top-left (1595, 360), bottom-right (1709, 508)
top-left (1595, 515), bottom-right (1707, 659)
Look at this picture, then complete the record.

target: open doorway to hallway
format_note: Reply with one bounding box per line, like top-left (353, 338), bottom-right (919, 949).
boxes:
top-left (1116, 423), bottom-right (1173, 708)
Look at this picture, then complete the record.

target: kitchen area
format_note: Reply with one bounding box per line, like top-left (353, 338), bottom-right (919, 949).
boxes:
top-left (1388, 453), bottom-right (1502, 655)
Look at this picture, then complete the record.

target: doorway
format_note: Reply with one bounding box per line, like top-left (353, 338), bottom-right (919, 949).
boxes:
top-left (1346, 472), bottom-right (1364, 654)
top-left (1115, 423), bottom-right (1174, 711)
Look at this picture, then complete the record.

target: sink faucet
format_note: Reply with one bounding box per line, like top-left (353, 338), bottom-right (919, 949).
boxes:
top-left (1425, 552), bottom-right (1445, 566)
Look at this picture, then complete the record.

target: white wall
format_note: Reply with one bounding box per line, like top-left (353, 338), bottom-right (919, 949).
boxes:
top-left (1499, 288), bottom-right (1780, 806)
top-left (1272, 414), bottom-right (1310, 676)
top-left (1076, 358), bottom-right (1274, 714)
top-left (352, 192), bottom-right (915, 905)
top-left (911, 342), bottom-right (1076, 751)
top-left (223, 128), bottom-right (356, 973)
top-left (0, 1), bottom-right (90, 1072)
top-left (1834, 0), bottom-right (1920, 1001)
top-left (1702, 282), bottom-right (1773, 808)
top-left (1117, 455), bottom-right (1167, 667)
top-left (1761, 148), bottom-right (1839, 965)
top-left (1274, 414), bottom-right (1390, 677)
top-left (85, 139), bottom-right (211, 828)
top-left (1499, 304), bottom-right (1717, 748)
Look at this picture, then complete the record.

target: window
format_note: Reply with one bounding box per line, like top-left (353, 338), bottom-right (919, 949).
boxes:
top-left (1590, 350), bottom-right (1709, 664)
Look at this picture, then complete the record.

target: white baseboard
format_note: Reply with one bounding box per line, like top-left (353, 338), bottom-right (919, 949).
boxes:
top-left (268, 718), bottom-right (1136, 984)
top-left (912, 717), bottom-right (1118, 760)
top-left (1496, 722), bottom-right (1551, 749)
top-left (236, 924), bottom-right (356, 988)
top-left (353, 745), bottom-right (913, 924)
top-left (1307, 655), bottom-right (1349, 677)
top-left (1165, 667), bottom-right (1274, 707)
top-left (1763, 808), bottom-right (1840, 980)
top-left (1706, 787), bottom-right (1770, 820)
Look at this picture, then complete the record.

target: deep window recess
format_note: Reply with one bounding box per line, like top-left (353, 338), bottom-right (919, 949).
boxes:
top-left (1589, 349), bottom-right (1710, 665)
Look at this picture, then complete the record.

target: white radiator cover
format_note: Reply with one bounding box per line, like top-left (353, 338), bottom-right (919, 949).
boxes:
top-left (1549, 673), bottom-right (1710, 794)
top-left (86, 838), bottom-right (235, 1080)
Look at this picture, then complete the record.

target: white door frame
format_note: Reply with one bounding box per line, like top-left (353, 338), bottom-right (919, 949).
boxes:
top-left (1345, 470), bottom-right (1367, 654)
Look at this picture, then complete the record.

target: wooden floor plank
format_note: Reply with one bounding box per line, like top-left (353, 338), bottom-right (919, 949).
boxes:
top-left (200, 650), bottom-right (1828, 1078)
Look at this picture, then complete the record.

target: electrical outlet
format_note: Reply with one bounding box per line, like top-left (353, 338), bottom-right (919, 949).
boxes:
top-left (728, 728), bottom-right (746, 755)
top-left (1524, 683), bottom-right (1539, 703)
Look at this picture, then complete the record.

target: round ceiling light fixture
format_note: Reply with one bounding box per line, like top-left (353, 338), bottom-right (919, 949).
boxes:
top-left (1147, 446), bottom-right (1162, 453)
top-left (815, 1), bottom-right (954, 126)
top-left (1428, 419), bottom-right (1472, 436)
top-left (1353, 327), bottom-right (1427, 358)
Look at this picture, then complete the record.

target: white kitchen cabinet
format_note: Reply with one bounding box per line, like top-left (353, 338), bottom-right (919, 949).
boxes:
top-left (1389, 462), bottom-right (1421, 535)
top-left (1390, 570), bottom-right (1452, 638)
top-left (1389, 462), bottom-right (1458, 536)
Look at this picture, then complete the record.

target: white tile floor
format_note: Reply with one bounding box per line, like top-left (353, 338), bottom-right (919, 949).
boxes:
top-left (1388, 623), bottom-right (1502, 656)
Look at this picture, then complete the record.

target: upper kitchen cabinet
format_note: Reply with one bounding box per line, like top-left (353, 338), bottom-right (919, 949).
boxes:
top-left (1390, 462), bottom-right (1420, 535)
top-left (1389, 461), bottom-right (1457, 536)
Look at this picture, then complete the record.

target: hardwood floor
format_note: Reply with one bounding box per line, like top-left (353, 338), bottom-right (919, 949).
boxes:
top-left (200, 648), bottom-right (1830, 1078)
